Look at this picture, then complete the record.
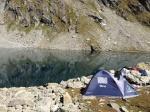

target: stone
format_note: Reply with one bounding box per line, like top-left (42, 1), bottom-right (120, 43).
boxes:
top-left (101, 0), bottom-right (118, 7)
top-left (36, 97), bottom-right (54, 112)
top-left (137, 62), bottom-right (150, 71)
top-left (60, 104), bottom-right (80, 112)
top-left (140, 0), bottom-right (150, 11)
top-left (7, 107), bottom-right (16, 112)
top-left (81, 76), bottom-right (90, 84)
top-left (140, 77), bottom-right (150, 85)
top-left (145, 0), bottom-right (150, 11)
top-left (109, 102), bottom-right (121, 112)
top-left (67, 81), bottom-right (84, 88)
top-left (15, 91), bottom-right (34, 100)
top-left (8, 99), bottom-right (26, 107)
top-left (50, 104), bottom-right (59, 112)
top-left (63, 92), bottom-right (72, 105)
top-left (0, 105), bottom-right (7, 112)
top-left (60, 81), bottom-right (68, 88)
top-left (110, 70), bottom-right (115, 74)
top-left (82, 96), bottom-right (96, 100)
top-left (120, 106), bottom-right (129, 112)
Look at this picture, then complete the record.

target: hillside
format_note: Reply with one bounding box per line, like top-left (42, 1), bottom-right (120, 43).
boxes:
top-left (0, 0), bottom-right (150, 51)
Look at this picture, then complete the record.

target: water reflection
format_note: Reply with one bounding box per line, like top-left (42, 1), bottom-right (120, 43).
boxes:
top-left (0, 48), bottom-right (150, 88)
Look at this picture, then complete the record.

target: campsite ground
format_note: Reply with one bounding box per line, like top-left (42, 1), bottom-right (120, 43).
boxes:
top-left (67, 87), bottom-right (150, 112)
top-left (0, 78), bottom-right (149, 112)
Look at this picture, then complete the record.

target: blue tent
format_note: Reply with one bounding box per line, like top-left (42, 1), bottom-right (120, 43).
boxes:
top-left (84, 70), bottom-right (138, 98)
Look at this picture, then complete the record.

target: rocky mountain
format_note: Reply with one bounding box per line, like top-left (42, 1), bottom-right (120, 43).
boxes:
top-left (0, 0), bottom-right (150, 51)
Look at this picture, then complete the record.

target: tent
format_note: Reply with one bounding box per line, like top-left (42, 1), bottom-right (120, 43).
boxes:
top-left (84, 70), bottom-right (138, 98)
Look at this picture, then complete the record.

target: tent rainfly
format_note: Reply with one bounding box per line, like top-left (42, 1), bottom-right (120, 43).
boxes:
top-left (84, 70), bottom-right (138, 98)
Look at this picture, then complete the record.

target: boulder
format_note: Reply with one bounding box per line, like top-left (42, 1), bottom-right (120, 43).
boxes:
top-left (120, 106), bottom-right (129, 112)
top-left (15, 90), bottom-right (34, 100)
top-left (36, 97), bottom-right (54, 112)
top-left (137, 62), bottom-right (150, 71)
top-left (0, 105), bottom-right (7, 112)
top-left (60, 104), bottom-right (80, 112)
top-left (0, 0), bottom-right (5, 13)
top-left (145, 0), bottom-right (150, 11)
top-left (63, 92), bottom-right (72, 105)
top-left (140, 77), bottom-right (150, 85)
top-left (139, 0), bottom-right (150, 11)
top-left (109, 102), bottom-right (121, 112)
top-left (129, 3), bottom-right (146, 14)
top-left (67, 81), bottom-right (84, 88)
top-left (50, 104), bottom-right (59, 112)
top-left (82, 96), bottom-right (96, 100)
top-left (81, 76), bottom-right (90, 84)
top-left (8, 99), bottom-right (27, 107)
top-left (60, 81), bottom-right (68, 88)
top-left (100, 0), bottom-right (118, 7)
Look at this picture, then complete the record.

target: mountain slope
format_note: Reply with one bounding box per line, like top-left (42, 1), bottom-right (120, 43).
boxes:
top-left (0, 0), bottom-right (150, 51)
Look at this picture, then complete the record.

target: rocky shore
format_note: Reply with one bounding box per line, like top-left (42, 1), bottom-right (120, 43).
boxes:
top-left (0, 62), bottom-right (150, 112)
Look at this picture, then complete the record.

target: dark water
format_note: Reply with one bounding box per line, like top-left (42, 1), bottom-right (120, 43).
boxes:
top-left (0, 48), bottom-right (150, 88)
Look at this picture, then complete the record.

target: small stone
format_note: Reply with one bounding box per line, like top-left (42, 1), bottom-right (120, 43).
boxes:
top-left (120, 106), bottom-right (129, 112)
top-left (86, 38), bottom-right (91, 41)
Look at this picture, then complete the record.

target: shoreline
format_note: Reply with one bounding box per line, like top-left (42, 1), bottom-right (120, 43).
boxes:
top-left (0, 75), bottom-right (149, 112)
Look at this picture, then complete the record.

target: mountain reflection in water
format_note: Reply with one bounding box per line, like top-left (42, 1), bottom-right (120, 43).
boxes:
top-left (0, 48), bottom-right (150, 88)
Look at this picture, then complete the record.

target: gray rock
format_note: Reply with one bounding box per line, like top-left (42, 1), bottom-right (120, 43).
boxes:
top-left (0, 0), bottom-right (5, 13)
top-left (109, 102), bottom-right (121, 112)
top-left (120, 106), bottom-right (129, 112)
top-left (81, 76), bottom-right (90, 84)
top-left (61, 104), bottom-right (80, 112)
top-left (63, 92), bottom-right (72, 105)
top-left (129, 3), bottom-right (146, 14)
top-left (67, 81), bottom-right (84, 88)
top-left (50, 104), bottom-right (59, 112)
top-left (145, 0), bottom-right (150, 11)
top-left (82, 96), bottom-right (96, 100)
top-left (36, 97), bottom-right (53, 112)
top-left (8, 99), bottom-right (26, 107)
top-left (139, 0), bottom-right (150, 11)
top-left (0, 105), bottom-right (7, 112)
top-left (100, 0), bottom-right (118, 7)
top-left (60, 81), bottom-right (68, 88)
top-left (15, 90), bottom-right (34, 100)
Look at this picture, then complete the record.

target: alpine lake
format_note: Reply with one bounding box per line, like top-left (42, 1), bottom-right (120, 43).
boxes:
top-left (0, 48), bottom-right (150, 88)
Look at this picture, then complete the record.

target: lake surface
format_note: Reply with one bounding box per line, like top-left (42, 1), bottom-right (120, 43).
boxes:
top-left (0, 48), bottom-right (150, 88)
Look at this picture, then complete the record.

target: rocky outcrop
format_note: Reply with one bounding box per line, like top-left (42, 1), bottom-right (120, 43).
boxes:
top-left (99, 0), bottom-right (150, 26)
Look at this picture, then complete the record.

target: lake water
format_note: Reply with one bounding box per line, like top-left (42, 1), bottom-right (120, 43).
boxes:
top-left (0, 48), bottom-right (150, 88)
